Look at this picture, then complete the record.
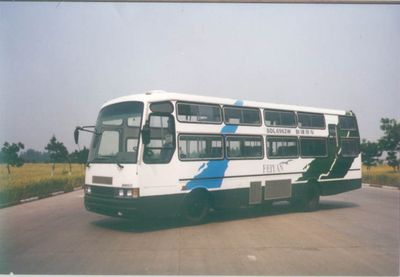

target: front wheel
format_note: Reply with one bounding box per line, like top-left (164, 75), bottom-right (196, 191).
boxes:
top-left (182, 191), bottom-right (210, 224)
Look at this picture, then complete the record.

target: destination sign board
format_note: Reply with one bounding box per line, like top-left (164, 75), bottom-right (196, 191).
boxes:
top-left (266, 127), bottom-right (327, 136)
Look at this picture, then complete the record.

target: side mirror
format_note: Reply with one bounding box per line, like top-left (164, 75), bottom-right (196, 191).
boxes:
top-left (74, 127), bottom-right (80, 144)
top-left (142, 123), bottom-right (151, 145)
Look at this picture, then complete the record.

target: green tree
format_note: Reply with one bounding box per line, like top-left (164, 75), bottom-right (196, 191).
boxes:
top-left (45, 135), bottom-right (69, 176)
top-left (360, 139), bottom-right (382, 170)
top-left (378, 118), bottom-right (400, 171)
top-left (20, 149), bottom-right (50, 163)
top-left (70, 147), bottom-right (89, 168)
top-left (1, 142), bottom-right (25, 175)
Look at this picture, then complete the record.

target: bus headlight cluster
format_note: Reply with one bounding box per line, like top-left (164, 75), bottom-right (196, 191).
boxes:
top-left (115, 188), bottom-right (140, 198)
top-left (84, 185), bottom-right (92, 194)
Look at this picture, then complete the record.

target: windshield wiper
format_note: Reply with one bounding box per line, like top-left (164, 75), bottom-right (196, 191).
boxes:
top-left (93, 156), bottom-right (124, 169)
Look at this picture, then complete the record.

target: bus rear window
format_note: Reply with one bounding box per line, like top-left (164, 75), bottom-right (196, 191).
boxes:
top-left (339, 116), bottom-right (357, 130)
top-left (177, 102), bottom-right (222, 124)
top-left (341, 139), bottom-right (360, 157)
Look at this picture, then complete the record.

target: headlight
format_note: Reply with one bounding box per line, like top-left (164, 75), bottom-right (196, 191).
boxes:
top-left (115, 188), bottom-right (139, 198)
top-left (132, 188), bottom-right (140, 198)
top-left (85, 185), bottom-right (91, 194)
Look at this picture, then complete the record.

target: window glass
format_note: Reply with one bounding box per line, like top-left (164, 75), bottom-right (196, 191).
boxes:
top-left (297, 112), bottom-right (325, 128)
top-left (264, 109), bottom-right (296, 127)
top-left (328, 125), bottom-right (337, 137)
top-left (179, 135), bottom-right (223, 160)
top-left (177, 103), bottom-right (221, 123)
top-left (102, 119), bottom-right (123, 126)
top-left (126, 138), bottom-right (138, 152)
top-left (224, 107), bottom-right (261, 125)
top-left (150, 101), bottom-right (174, 113)
top-left (341, 139), bottom-right (360, 157)
top-left (267, 137), bottom-right (298, 158)
top-left (98, 131), bottom-right (119, 156)
top-left (88, 101), bottom-right (143, 164)
top-left (300, 138), bottom-right (327, 157)
top-left (226, 136), bottom-right (263, 159)
top-left (143, 114), bottom-right (175, 164)
top-left (339, 116), bottom-right (357, 130)
top-left (127, 114), bottom-right (142, 127)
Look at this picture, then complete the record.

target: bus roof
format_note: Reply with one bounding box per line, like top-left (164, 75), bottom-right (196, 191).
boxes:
top-left (102, 90), bottom-right (348, 116)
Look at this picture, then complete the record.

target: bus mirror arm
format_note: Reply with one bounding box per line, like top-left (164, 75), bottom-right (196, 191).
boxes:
top-left (74, 125), bottom-right (98, 144)
top-left (142, 122), bottom-right (151, 145)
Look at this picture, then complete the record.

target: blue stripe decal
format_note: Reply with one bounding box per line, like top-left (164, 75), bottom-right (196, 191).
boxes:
top-left (220, 125), bottom-right (238, 134)
top-left (186, 99), bottom-right (243, 190)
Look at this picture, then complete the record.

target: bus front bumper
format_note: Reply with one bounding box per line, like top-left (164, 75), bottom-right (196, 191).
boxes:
top-left (84, 193), bottom-right (184, 219)
top-left (84, 195), bottom-right (141, 219)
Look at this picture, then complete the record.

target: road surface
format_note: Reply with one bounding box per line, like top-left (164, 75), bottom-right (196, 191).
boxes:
top-left (0, 185), bottom-right (399, 275)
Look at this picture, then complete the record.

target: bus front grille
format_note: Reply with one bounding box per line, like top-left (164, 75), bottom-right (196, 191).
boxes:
top-left (91, 185), bottom-right (115, 198)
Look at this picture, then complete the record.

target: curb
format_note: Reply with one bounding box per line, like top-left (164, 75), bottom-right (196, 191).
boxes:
top-left (364, 183), bottom-right (400, 190)
top-left (20, 196), bottom-right (39, 203)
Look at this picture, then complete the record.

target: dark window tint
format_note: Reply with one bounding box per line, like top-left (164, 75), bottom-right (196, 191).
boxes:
top-left (339, 116), bottom-right (357, 130)
top-left (226, 136), bottom-right (263, 159)
top-left (267, 137), bottom-right (298, 158)
top-left (150, 101), bottom-right (174, 113)
top-left (224, 107), bottom-right (261, 125)
top-left (264, 109), bottom-right (296, 127)
top-left (300, 138), bottom-right (327, 157)
top-left (341, 139), bottom-right (360, 157)
top-left (177, 103), bottom-right (221, 123)
top-left (179, 135), bottom-right (223, 160)
top-left (298, 112), bottom-right (325, 128)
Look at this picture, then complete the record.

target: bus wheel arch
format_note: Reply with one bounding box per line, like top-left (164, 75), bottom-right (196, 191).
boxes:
top-left (303, 179), bottom-right (320, 211)
top-left (181, 188), bottom-right (212, 224)
top-left (292, 179), bottom-right (320, 212)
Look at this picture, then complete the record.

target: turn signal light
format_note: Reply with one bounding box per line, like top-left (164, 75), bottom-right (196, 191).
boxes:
top-left (132, 188), bottom-right (140, 198)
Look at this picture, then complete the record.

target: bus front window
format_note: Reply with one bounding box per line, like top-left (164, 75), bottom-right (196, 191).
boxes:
top-left (88, 101), bottom-right (144, 164)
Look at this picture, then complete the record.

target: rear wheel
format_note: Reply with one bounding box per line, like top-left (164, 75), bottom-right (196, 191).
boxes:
top-left (292, 183), bottom-right (320, 212)
top-left (303, 183), bottom-right (320, 211)
top-left (182, 190), bottom-right (210, 224)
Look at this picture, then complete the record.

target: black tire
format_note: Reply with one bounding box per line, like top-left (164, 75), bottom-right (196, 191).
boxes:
top-left (182, 190), bottom-right (210, 224)
top-left (291, 183), bottom-right (320, 212)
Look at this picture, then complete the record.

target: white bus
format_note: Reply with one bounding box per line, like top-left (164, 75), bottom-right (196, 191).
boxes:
top-left (75, 90), bottom-right (361, 222)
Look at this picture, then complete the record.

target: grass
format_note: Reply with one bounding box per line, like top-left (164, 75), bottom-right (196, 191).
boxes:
top-left (0, 163), bottom-right (85, 207)
top-left (362, 165), bottom-right (400, 188)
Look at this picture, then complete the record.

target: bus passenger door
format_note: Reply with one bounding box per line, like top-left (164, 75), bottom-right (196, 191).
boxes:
top-left (143, 113), bottom-right (175, 164)
top-left (138, 110), bottom-right (179, 211)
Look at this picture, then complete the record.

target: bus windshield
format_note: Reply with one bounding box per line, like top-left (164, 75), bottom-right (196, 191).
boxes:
top-left (88, 101), bottom-right (144, 164)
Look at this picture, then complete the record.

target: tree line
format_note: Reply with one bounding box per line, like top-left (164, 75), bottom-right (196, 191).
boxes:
top-left (361, 118), bottom-right (399, 171)
top-left (0, 135), bottom-right (88, 175)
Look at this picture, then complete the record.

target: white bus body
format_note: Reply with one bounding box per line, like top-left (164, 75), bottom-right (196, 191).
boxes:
top-left (80, 91), bottom-right (361, 222)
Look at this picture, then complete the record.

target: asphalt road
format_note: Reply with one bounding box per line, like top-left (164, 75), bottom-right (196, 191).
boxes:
top-left (0, 185), bottom-right (399, 275)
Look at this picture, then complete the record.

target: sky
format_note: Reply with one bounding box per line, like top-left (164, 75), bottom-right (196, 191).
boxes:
top-left (0, 3), bottom-right (399, 152)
